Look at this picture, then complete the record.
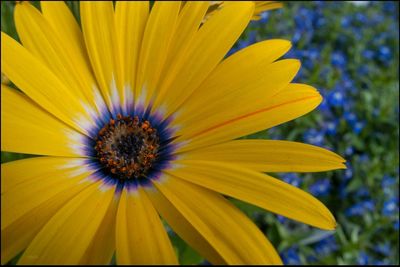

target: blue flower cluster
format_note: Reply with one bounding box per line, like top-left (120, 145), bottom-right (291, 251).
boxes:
top-left (232, 1), bottom-right (399, 265)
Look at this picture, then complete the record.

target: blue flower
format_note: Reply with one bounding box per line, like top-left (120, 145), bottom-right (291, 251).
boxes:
top-left (313, 235), bottom-right (338, 257)
top-left (344, 111), bottom-right (358, 126)
top-left (362, 49), bottom-right (375, 60)
top-left (357, 65), bottom-right (370, 76)
top-left (353, 121), bottom-right (365, 134)
top-left (345, 146), bottom-right (354, 156)
top-left (327, 90), bottom-right (345, 107)
top-left (355, 12), bottom-right (367, 24)
top-left (340, 16), bottom-right (351, 28)
top-left (324, 120), bottom-right (338, 135)
top-left (345, 200), bottom-right (375, 216)
top-left (355, 186), bottom-right (370, 198)
top-left (374, 242), bottom-right (391, 256)
top-left (383, 1), bottom-right (396, 14)
top-left (281, 247), bottom-right (301, 265)
top-left (282, 173), bottom-right (302, 187)
top-left (357, 251), bottom-right (369, 265)
top-left (382, 175), bottom-right (396, 187)
top-left (303, 129), bottom-right (326, 147)
top-left (377, 45), bottom-right (392, 62)
top-left (277, 215), bottom-right (288, 224)
top-left (382, 198), bottom-right (398, 217)
top-left (344, 163), bottom-right (353, 181)
top-left (317, 95), bottom-right (333, 117)
top-left (331, 51), bottom-right (347, 69)
top-left (309, 179), bottom-right (331, 197)
top-left (258, 11), bottom-right (269, 24)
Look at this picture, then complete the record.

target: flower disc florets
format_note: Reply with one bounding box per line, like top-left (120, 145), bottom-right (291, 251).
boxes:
top-left (94, 114), bottom-right (160, 180)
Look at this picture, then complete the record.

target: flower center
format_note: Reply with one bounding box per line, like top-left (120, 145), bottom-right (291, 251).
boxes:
top-left (94, 114), bottom-right (160, 180)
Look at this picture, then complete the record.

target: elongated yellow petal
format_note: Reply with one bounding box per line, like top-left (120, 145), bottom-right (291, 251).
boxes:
top-left (166, 160), bottom-right (336, 230)
top-left (80, 1), bottom-right (123, 113)
top-left (115, 1), bottom-right (149, 112)
top-left (1, 85), bottom-right (88, 157)
top-left (153, 175), bottom-right (282, 264)
top-left (153, 2), bottom-right (255, 116)
top-left (116, 187), bottom-right (177, 264)
top-left (174, 39), bottom-right (292, 127)
top-left (135, 1), bottom-right (181, 108)
top-left (144, 185), bottom-right (226, 265)
top-left (15, 2), bottom-right (98, 109)
top-left (1, 157), bottom-right (94, 264)
top-left (181, 140), bottom-right (346, 172)
top-left (1, 157), bottom-right (93, 230)
top-left (175, 59), bottom-right (299, 134)
top-left (205, 1), bottom-right (282, 22)
top-left (252, 1), bottom-right (283, 20)
top-left (1, 32), bottom-right (92, 135)
top-left (40, 1), bottom-right (87, 61)
top-left (80, 191), bottom-right (121, 265)
top-left (157, 1), bottom-right (209, 92)
top-left (18, 181), bottom-right (116, 264)
top-left (40, 1), bottom-right (108, 114)
top-left (177, 83), bottom-right (322, 152)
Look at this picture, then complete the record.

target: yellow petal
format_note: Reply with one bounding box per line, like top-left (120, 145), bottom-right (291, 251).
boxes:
top-left (115, 1), bottom-right (149, 112)
top-left (175, 58), bottom-right (299, 134)
top-left (116, 187), bottom-right (178, 264)
top-left (80, 1), bottom-right (123, 114)
top-left (252, 1), bottom-right (283, 20)
top-left (1, 85), bottom-right (88, 157)
top-left (166, 160), bottom-right (336, 230)
top-left (1, 157), bottom-right (94, 264)
top-left (153, 2), bottom-right (255, 116)
top-left (177, 83), bottom-right (322, 152)
top-left (80, 190), bottom-right (121, 265)
top-left (15, 2), bottom-right (98, 109)
top-left (40, 1), bottom-right (108, 115)
top-left (174, 40), bottom-right (293, 128)
top-left (182, 140), bottom-right (346, 172)
top-left (18, 180), bottom-right (117, 264)
top-left (153, 175), bottom-right (282, 264)
top-left (144, 185), bottom-right (226, 265)
top-left (135, 1), bottom-right (181, 108)
top-left (1, 32), bottom-right (92, 134)
top-left (157, 1), bottom-right (209, 92)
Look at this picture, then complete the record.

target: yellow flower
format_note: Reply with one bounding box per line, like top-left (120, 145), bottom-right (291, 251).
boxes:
top-left (205, 1), bottom-right (283, 21)
top-left (1, 1), bottom-right (345, 265)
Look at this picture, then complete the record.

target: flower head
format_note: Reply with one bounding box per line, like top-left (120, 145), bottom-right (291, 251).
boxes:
top-left (1, 1), bottom-right (345, 265)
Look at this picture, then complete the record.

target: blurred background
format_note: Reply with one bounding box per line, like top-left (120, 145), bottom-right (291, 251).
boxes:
top-left (1, 1), bottom-right (399, 265)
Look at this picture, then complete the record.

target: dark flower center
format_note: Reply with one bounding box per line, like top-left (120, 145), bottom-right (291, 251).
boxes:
top-left (94, 114), bottom-right (160, 180)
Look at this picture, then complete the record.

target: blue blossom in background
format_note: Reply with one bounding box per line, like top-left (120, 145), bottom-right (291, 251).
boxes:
top-left (382, 175), bottom-right (397, 187)
top-left (324, 119), bottom-right (339, 136)
top-left (345, 200), bottom-right (375, 217)
top-left (302, 129), bottom-right (325, 147)
top-left (282, 173), bottom-right (302, 187)
top-left (374, 242), bottom-right (391, 256)
top-left (344, 163), bottom-right (353, 181)
top-left (309, 179), bottom-right (331, 197)
top-left (362, 49), bottom-right (375, 60)
top-left (377, 45), bottom-right (392, 63)
top-left (382, 198), bottom-right (399, 217)
top-left (327, 89), bottom-right (345, 108)
top-left (355, 186), bottom-right (370, 198)
top-left (358, 251), bottom-right (370, 265)
top-left (331, 51), bottom-right (347, 70)
top-left (280, 247), bottom-right (301, 265)
top-left (313, 235), bottom-right (338, 257)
